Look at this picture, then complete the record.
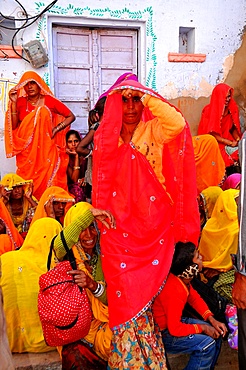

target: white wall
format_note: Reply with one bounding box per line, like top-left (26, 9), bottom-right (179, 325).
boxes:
top-left (1, 0), bottom-right (246, 177)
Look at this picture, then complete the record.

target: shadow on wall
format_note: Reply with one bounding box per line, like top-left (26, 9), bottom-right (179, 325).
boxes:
top-left (169, 31), bottom-right (246, 136)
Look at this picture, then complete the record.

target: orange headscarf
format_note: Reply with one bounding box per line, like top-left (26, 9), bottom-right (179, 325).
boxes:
top-left (0, 199), bottom-right (23, 255)
top-left (192, 134), bottom-right (225, 193)
top-left (30, 186), bottom-right (74, 226)
top-left (5, 71), bottom-right (71, 200)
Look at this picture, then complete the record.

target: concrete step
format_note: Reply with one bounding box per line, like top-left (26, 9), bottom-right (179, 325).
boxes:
top-left (12, 351), bottom-right (61, 370)
top-left (11, 340), bottom-right (238, 369)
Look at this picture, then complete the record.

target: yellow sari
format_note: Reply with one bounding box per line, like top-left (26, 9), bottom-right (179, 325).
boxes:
top-left (0, 217), bottom-right (62, 353)
top-left (199, 189), bottom-right (239, 271)
top-left (63, 202), bottom-right (112, 361)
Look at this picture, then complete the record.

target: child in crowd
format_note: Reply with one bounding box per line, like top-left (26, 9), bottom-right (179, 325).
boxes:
top-left (153, 241), bottom-right (227, 370)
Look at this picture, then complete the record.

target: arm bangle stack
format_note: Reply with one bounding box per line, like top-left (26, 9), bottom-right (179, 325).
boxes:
top-left (93, 283), bottom-right (105, 298)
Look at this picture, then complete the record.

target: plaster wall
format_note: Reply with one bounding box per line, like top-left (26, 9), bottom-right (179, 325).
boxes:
top-left (1, 0), bottom-right (246, 176)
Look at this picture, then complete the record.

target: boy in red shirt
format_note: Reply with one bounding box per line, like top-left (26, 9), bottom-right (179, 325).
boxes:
top-left (153, 241), bottom-right (227, 370)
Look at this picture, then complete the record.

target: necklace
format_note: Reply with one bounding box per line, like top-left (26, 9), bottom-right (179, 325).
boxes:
top-left (26, 95), bottom-right (41, 112)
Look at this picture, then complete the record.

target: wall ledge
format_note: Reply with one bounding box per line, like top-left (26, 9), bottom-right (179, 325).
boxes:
top-left (0, 45), bottom-right (22, 59)
top-left (168, 52), bottom-right (206, 63)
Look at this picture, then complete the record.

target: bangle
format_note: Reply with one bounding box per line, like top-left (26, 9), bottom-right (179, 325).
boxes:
top-left (84, 149), bottom-right (92, 159)
top-left (11, 112), bottom-right (17, 115)
top-left (73, 166), bottom-right (80, 170)
top-left (93, 283), bottom-right (105, 298)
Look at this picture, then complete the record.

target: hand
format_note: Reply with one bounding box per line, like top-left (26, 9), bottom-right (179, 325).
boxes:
top-left (207, 316), bottom-right (227, 338)
top-left (24, 182), bottom-right (33, 200)
top-left (67, 270), bottom-right (97, 291)
top-left (44, 196), bottom-right (55, 218)
top-left (51, 127), bottom-right (59, 139)
top-left (230, 141), bottom-right (238, 148)
top-left (66, 148), bottom-right (77, 156)
top-left (88, 110), bottom-right (100, 127)
top-left (232, 272), bottom-right (246, 309)
top-left (121, 88), bottom-right (145, 99)
top-left (0, 185), bottom-right (11, 204)
top-left (90, 208), bottom-right (116, 229)
top-left (9, 88), bottom-right (18, 103)
top-left (200, 324), bottom-right (221, 339)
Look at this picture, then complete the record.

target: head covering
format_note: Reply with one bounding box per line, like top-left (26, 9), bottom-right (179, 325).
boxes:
top-left (0, 217), bottom-right (62, 352)
top-left (0, 199), bottom-right (23, 255)
top-left (192, 135), bottom-right (225, 193)
top-left (199, 188), bottom-right (239, 271)
top-left (97, 72), bottom-right (138, 102)
top-left (5, 71), bottom-right (71, 200)
top-left (222, 173), bottom-right (241, 191)
top-left (198, 83), bottom-right (241, 167)
top-left (200, 186), bottom-right (224, 221)
top-left (30, 186), bottom-right (74, 226)
top-left (92, 79), bottom-right (199, 328)
top-left (64, 201), bottom-right (93, 227)
top-left (0, 173), bottom-right (33, 191)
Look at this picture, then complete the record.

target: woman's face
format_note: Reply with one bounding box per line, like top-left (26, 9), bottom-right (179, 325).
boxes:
top-left (66, 134), bottom-right (80, 152)
top-left (122, 91), bottom-right (144, 126)
top-left (24, 80), bottom-right (41, 97)
top-left (10, 185), bottom-right (24, 200)
top-left (53, 201), bottom-right (67, 219)
top-left (79, 223), bottom-right (97, 253)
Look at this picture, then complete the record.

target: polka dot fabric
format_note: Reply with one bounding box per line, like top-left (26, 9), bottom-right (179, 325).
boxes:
top-left (38, 260), bottom-right (92, 347)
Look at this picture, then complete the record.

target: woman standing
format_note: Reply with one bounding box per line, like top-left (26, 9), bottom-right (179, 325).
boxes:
top-left (92, 78), bottom-right (200, 368)
top-left (5, 71), bottom-right (75, 200)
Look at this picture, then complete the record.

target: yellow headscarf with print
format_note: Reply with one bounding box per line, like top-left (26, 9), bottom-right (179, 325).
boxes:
top-left (199, 189), bottom-right (239, 271)
top-left (0, 217), bottom-right (62, 353)
top-left (63, 202), bottom-right (111, 361)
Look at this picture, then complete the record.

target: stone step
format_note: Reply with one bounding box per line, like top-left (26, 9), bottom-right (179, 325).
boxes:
top-left (11, 340), bottom-right (238, 369)
top-left (12, 351), bottom-right (61, 370)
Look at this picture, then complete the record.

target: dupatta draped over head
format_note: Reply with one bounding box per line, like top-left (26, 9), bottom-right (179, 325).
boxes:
top-left (192, 134), bottom-right (225, 193)
top-left (31, 186), bottom-right (74, 226)
top-left (92, 79), bottom-right (200, 328)
top-left (0, 217), bottom-right (62, 352)
top-left (5, 71), bottom-right (71, 200)
top-left (198, 83), bottom-right (241, 167)
top-left (199, 188), bottom-right (239, 271)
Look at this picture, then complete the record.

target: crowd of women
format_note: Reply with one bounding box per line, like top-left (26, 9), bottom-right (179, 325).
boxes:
top-left (0, 70), bottom-right (243, 370)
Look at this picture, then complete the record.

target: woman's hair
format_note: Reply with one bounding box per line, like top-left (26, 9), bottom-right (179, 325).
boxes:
top-left (170, 241), bottom-right (196, 276)
top-left (88, 96), bottom-right (107, 127)
top-left (65, 129), bottom-right (81, 143)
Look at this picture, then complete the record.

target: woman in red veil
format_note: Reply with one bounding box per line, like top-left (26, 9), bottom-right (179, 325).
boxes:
top-left (92, 78), bottom-right (200, 368)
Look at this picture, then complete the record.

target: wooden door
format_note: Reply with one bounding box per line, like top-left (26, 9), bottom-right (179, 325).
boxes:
top-left (52, 26), bottom-right (137, 134)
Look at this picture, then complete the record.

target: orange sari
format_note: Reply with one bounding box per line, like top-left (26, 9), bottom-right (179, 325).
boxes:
top-left (5, 71), bottom-right (71, 200)
top-left (0, 199), bottom-right (23, 255)
top-left (30, 186), bottom-right (74, 226)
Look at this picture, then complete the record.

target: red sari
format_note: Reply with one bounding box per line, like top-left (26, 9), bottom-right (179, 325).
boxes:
top-left (5, 71), bottom-right (72, 200)
top-left (92, 80), bottom-right (200, 329)
top-left (198, 83), bottom-right (241, 167)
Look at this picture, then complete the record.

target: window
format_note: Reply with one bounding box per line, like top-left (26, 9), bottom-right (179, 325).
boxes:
top-left (179, 27), bottom-right (195, 54)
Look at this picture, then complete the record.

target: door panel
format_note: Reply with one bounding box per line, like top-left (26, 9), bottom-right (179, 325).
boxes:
top-left (53, 26), bottom-right (137, 134)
